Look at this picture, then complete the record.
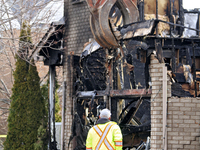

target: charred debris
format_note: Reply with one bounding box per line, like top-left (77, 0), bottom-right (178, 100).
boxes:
top-left (69, 1), bottom-right (200, 149)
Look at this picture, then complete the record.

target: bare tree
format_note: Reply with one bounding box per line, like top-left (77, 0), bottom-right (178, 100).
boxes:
top-left (0, 0), bottom-right (64, 146)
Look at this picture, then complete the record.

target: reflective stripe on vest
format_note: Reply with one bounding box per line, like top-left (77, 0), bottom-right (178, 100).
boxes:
top-left (93, 123), bottom-right (114, 150)
top-left (115, 141), bottom-right (122, 146)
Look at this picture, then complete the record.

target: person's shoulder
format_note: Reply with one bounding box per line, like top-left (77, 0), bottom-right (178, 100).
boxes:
top-left (109, 121), bottom-right (117, 125)
top-left (89, 125), bottom-right (96, 132)
top-left (109, 122), bottom-right (121, 128)
top-left (109, 121), bottom-right (120, 127)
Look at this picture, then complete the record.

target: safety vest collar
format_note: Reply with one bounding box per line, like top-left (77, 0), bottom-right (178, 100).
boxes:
top-left (96, 118), bottom-right (110, 124)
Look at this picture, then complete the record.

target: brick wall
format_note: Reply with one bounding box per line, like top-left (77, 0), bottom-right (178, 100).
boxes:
top-left (63, 55), bottom-right (74, 150)
top-left (167, 97), bottom-right (200, 150)
top-left (64, 0), bottom-right (93, 56)
top-left (150, 54), bottom-right (170, 149)
top-left (63, 0), bottom-right (93, 149)
top-left (150, 54), bottom-right (200, 150)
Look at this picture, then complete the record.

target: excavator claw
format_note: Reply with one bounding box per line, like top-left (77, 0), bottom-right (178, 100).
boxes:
top-left (86, 0), bottom-right (139, 49)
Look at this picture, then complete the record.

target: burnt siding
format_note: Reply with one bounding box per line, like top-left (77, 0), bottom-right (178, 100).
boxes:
top-left (64, 0), bottom-right (93, 55)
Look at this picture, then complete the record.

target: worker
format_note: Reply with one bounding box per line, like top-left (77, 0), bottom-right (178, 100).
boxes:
top-left (86, 108), bottom-right (123, 150)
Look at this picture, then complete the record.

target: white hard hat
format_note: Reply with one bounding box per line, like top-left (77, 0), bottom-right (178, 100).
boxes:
top-left (100, 108), bottom-right (111, 118)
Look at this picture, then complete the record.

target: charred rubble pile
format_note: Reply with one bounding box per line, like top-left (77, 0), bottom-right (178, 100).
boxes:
top-left (171, 63), bottom-right (200, 97)
top-left (70, 40), bottom-right (151, 149)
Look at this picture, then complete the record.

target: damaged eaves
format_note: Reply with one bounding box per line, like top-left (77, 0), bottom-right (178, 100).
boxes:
top-left (33, 23), bottom-right (65, 66)
top-left (31, 21), bottom-right (65, 150)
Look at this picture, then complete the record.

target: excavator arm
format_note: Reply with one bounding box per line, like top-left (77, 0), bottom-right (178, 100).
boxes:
top-left (86, 0), bottom-right (139, 48)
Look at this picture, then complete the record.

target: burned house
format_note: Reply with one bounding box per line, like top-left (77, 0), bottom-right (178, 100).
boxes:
top-left (34, 0), bottom-right (200, 149)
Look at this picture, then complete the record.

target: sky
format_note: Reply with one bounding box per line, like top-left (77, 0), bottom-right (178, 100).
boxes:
top-left (183, 0), bottom-right (200, 9)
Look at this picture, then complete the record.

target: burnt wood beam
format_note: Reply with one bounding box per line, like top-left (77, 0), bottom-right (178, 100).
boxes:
top-left (127, 54), bottom-right (136, 89)
top-left (172, 37), bottom-right (176, 72)
top-left (158, 19), bottom-right (200, 33)
top-left (138, 0), bottom-right (144, 21)
top-left (76, 91), bottom-right (108, 98)
top-left (130, 69), bottom-right (136, 89)
top-left (129, 36), bottom-right (200, 49)
top-left (31, 25), bottom-right (56, 59)
top-left (186, 47), bottom-right (192, 66)
top-left (82, 59), bottom-right (99, 90)
top-left (111, 98), bottom-right (118, 123)
top-left (119, 107), bottom-right (136, 125)
top-left (192, 41), bottom-right (197, 97)
top-left (76, 89), bottom-right (152, 99)
top-left (156, 0), bottom-right (158, 37)
top-left (179, 0), bottom-right (184, 36)
top-left (113, 59), bottom-right (118, 90)
top-left (119, 19), bottom-right (200, 42)
top-left (145, 55), bottom-right (150, 89)
top-left (120, 123), bottom-right (151, 134)
top-left (169, 0), bottom-right (172, 36)
top-left (155, 39), bottom-right (164, 63)
top-left (110, 89), bottom-right (151, 98)
top-left (198, 13), bottom-right (200, 36)
top-left (42, 49), bottom-right (63, 66)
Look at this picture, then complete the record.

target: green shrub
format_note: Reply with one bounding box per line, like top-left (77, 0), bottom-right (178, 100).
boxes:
top-left (4, 22), bottom-right (47, 150)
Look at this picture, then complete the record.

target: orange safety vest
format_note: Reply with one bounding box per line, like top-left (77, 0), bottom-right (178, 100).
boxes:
top-left (86, 122), bottom-right (122, 150)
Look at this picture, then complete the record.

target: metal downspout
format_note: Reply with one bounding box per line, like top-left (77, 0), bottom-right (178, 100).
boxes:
top-left (162, 65), bottom-right (167, 150)
top-left (61, 81), bottom-right (66, 150)
top-left (49, 65), bottom-right (56, 150)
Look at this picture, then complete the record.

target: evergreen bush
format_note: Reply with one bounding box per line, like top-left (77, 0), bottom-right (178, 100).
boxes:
top-left (4, 22), bottom-right (47, 150)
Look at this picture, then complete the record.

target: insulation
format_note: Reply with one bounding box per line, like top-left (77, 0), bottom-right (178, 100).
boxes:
top-left (145, 14), bottom-right (170, 37)
top-left (183, 13), bottom-right (198, 37)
